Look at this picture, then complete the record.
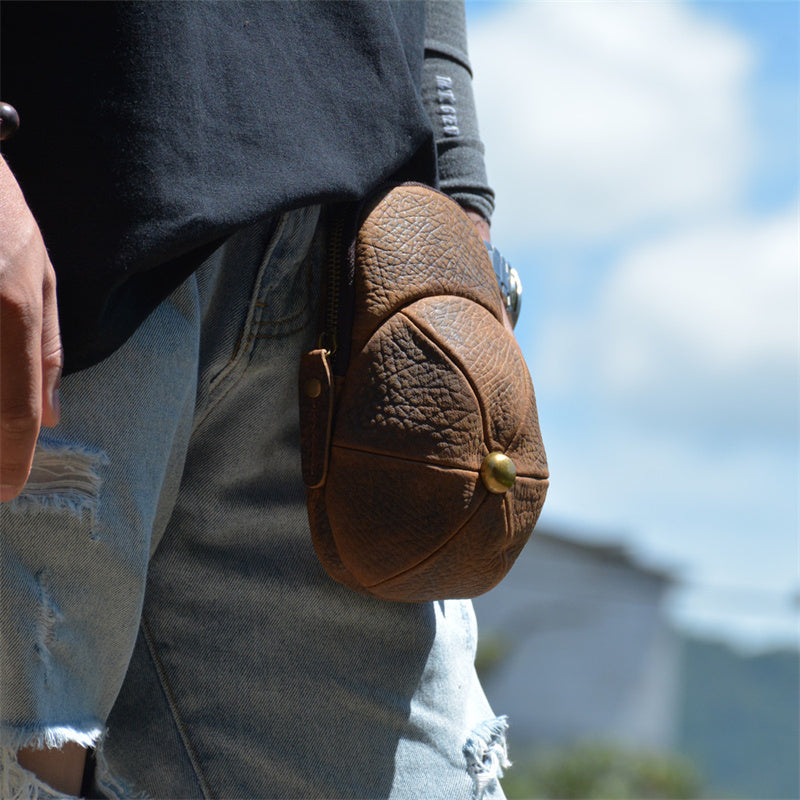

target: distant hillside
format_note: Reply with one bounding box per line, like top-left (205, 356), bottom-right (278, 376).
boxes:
top-left (676, 636), bottom-right (799, 799)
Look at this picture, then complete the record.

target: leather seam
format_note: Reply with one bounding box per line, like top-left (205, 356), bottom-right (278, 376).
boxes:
top-left (364, 491), bottom-right (490, 590)
top-left (356, 291), bottom-right (499, 364)
top-left (331, 443), bottom-right (547, 480)
top-left (398, 309), bottom-right (493, 449)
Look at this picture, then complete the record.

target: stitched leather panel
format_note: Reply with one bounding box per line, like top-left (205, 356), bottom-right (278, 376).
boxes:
top-left (333, 311), bottom-right (485, 467)
top-left (325, 452), bottom-right (485, 587)
top-left (303, 184), bottom-right (548, 601)
top-left (366, 478), bottom-right (548, 602)
top-left (351, 184), bottom-right (504, 355)
top-left (404, 296), bottom-right (549, 479)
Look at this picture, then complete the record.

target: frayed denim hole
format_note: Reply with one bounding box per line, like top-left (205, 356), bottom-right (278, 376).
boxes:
top-left (3, 727), bottom-right (103, 754)
top-left (33, 570), bottom-right (60, 688)
top-left (6, 441), bottom-right (108, 536)
top-left (1, 743), bottom-right (102, 800)
top-left (464, 715), bottom-right (512, 800)
top-left (1, 745), bottom-right (74, 800)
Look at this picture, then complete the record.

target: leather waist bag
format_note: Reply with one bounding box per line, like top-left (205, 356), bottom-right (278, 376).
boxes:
top-left (299, 184), bottom-right (548, 602)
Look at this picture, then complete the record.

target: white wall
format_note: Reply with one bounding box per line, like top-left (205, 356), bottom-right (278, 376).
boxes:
top-left (473, 530), bottom-right (680, 750)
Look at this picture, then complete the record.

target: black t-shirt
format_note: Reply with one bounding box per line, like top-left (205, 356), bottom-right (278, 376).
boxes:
top-left (1, 1), bottom-right (436, 372)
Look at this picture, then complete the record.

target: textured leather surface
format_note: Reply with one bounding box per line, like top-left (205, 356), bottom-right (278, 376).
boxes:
top-left (302, 184), bottom-right (548, 601)
top-left (350, 186), bottom-right (504, 355)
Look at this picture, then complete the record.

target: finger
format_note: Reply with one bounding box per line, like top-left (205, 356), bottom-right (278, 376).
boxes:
top-left (40, 259), bottom-right (62, 428)
top-left (464, 209), bottom-right (491, 243)
top-left (0, 285), bottom-right (43, 501)
top-left (501, 307), bottom-right (514, 336)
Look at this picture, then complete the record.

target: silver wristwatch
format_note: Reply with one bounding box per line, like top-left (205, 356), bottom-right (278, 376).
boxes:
top-left (485, 242), bottom-right (522, 328)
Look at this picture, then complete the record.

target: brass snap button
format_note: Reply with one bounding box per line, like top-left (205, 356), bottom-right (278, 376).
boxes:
top-left (480, 452), bottom-right (517, 494)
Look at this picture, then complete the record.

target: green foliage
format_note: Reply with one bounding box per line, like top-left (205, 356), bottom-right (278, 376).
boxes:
top-left (474, 632), bottom-right (513, 681)
top-left (500, 742), bottom-right (703, 800)
top-left (677, 637), bottom-right (799, 799)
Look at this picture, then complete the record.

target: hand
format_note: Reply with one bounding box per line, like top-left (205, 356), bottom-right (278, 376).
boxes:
top-left (464, 209), bottom-right (491, 244)
top-left (0, 157), bottom-right (62, 501)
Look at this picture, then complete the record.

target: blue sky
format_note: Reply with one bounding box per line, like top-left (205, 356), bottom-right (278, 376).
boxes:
top-left (466, 0), bottom-right (799, 650)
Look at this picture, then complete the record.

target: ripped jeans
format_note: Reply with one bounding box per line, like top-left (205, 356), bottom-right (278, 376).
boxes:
top-left (0, 206), bottom-right (509, 800)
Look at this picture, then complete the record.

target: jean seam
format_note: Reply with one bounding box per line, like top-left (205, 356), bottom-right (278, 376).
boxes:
top-left (194, 307), bottom-right (314, 436)
top-left (251, 230), bottom-right (315, 335)
top-left (253, 302), bottom-right (309, 325)
top-left (194, 219), bottom-right (316, 433)
top-left (205, 213), bottom-right (292, 399)
top-left (140, 615), bottom-right (214, 800)
top-left (245, 317), bottom-right (312, 341)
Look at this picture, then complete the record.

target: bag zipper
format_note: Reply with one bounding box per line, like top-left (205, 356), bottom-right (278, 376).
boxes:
top-left (299, 206), bottom-right (356, 489)
top-left (318, 213), bottom-right (344, 360)
top-left (318, 205), bottom-right (358, 379)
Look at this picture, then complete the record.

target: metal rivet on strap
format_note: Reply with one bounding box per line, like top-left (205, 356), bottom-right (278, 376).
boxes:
top-left (304, 378), bottom-right (322, 399)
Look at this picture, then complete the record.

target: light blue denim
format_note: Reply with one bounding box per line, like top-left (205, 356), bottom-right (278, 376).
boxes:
top-left (0, 206), bottom-right (509, 799)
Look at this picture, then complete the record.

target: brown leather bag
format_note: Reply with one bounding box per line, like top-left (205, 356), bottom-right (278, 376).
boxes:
top-left (299, 184), bottom-right (548, 602)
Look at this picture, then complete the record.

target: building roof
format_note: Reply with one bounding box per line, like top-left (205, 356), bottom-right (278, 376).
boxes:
top-left (532, 525), bottom-right (677, 585)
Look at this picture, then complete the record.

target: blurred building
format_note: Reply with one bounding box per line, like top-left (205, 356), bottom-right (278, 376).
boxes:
top-left (473, 526), bottom-right (680, 751)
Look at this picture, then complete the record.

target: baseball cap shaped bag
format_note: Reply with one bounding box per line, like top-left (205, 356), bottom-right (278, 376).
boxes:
top-left (299, 184), bottom-right (548, 602)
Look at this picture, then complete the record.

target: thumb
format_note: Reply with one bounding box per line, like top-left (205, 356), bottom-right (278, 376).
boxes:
top-left (39, 261), bottom-right (62, 428)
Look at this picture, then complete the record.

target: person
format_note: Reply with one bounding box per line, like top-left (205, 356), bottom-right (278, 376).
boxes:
top-left (0, 2), bottom-right (512, 797)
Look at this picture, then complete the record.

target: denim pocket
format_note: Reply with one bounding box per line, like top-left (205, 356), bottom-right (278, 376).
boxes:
top-left (200, 207), bottom-right (322, 424)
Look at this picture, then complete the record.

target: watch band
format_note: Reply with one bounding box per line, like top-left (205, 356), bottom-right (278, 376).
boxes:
top-left (485, 242), bottom-right (522, 328)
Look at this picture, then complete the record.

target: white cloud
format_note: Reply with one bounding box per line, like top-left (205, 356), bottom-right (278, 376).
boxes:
top-left (601, 208), bottom-right (797, 381)
top-left (469, 0), bottom-right (754, 245)
top-left (541, 207), bottom-right (799, 443)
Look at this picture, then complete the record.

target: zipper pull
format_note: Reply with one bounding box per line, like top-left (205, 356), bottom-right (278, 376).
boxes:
top-left (299, 348), bottom-right (335, 488)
